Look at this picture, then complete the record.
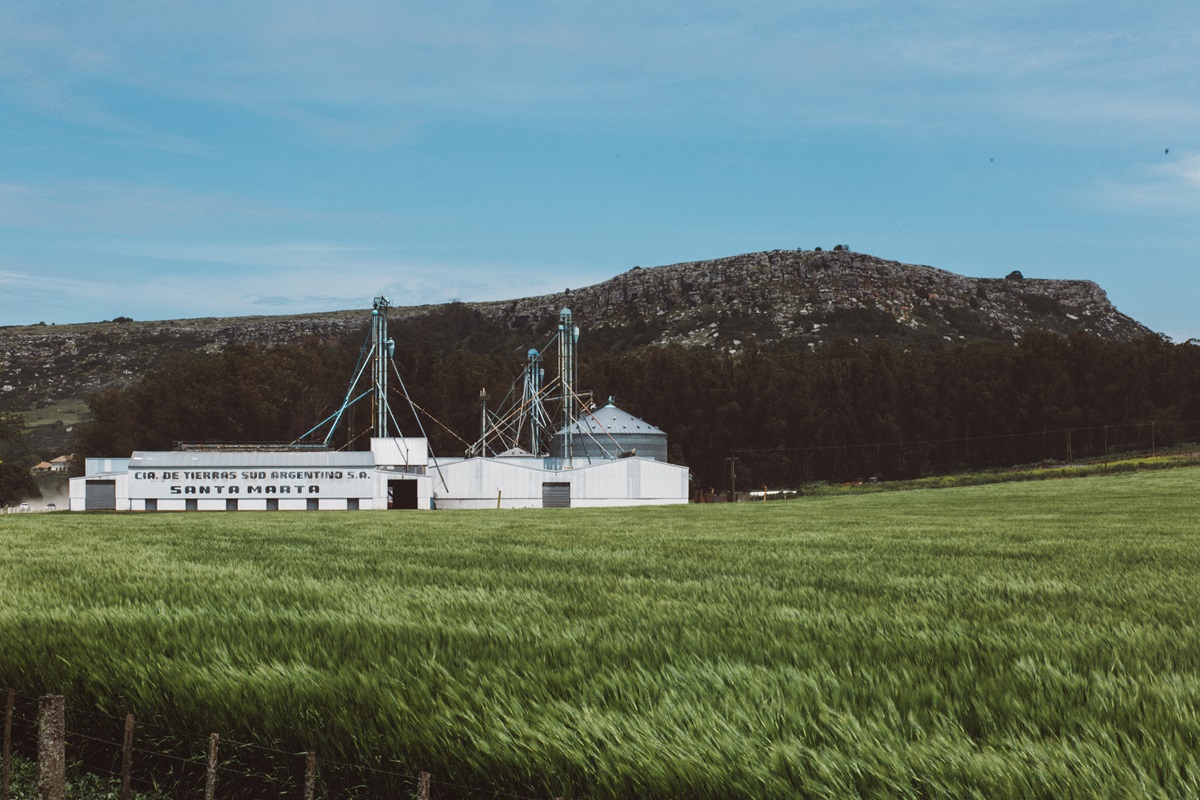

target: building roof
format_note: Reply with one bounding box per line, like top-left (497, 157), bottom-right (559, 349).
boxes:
top-left (556, 402), bottom-right (666, 437)
top-left (130, 451), bottom-right (376, 469)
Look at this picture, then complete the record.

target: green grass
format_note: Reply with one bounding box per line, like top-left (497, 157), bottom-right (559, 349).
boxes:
top-left (2, 469), bottom-right (1200, 798)
top-left (798, 448), bottom-right (1200, 496)
top-left (19, 398), bottom-right (91, 428)
top-left (2, 754), bottom-right (170, 800)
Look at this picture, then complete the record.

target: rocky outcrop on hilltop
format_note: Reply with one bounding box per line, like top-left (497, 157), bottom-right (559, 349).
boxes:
top-left (481, 249), bottom-right (1150, 350)
top-left (0, 314), bottom-right (368, 410)
top-left (0, 250), bottom-right (1153, 415)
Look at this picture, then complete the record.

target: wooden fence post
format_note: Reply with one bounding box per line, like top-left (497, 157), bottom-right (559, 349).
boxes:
top-left (418, 770), bottom-right (430, 800)
top-left (205, 733), bottom-right (219, 800)
top-left (120, 713), bottom-right (135, 800)
top-left (2, 688), bottom-right (13, 800)
top-left (303, 752), bottom-right (315, 800)
top-left (37, 695), bottom-right (65, 800)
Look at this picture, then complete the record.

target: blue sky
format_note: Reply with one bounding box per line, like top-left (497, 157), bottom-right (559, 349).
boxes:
top-left (2, 1), bottom-right (1198, 340)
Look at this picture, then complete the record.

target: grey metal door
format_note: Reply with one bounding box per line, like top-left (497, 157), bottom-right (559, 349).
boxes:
top-left (542, 482), bottom-right (571, 508)
top-left (85, 480), bottom-right (116, 511)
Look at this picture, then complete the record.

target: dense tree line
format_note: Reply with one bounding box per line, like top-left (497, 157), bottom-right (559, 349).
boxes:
top-left (0, 401), bottom-right (40, 505)
top-left (587, 332), bottom-right (1200, 489)
top-left (75, 329), bottom-right (1200, 491)
top-left (76, 339), bottom-right (357, 455)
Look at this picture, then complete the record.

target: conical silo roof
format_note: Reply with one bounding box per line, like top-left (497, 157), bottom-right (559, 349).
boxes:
top-left (559, 401), bottom-right (666, 437)
top-left (550, 401), bottom-right (669, 462)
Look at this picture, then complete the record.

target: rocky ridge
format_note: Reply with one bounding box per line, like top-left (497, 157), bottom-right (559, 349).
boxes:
top-left (485, 249), bottom-right (1150, 350)
top-left (1, 249), bottom-right (1153, 415)
top-left (0, 313), bottom-right (369, 411)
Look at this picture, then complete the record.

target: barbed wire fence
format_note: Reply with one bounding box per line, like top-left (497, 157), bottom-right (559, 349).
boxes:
top-left (2, 689), bottom-right (567, 800)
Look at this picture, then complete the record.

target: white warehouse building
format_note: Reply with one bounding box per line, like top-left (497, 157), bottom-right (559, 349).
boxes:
top-left (431, 453), bottom-right (688, 509)
top-left (71, 429), bottom-right (690, 512)
top-left (71, 438), bottom-right (434, 512)
top-left (69, 300), bottom-right (692, 512)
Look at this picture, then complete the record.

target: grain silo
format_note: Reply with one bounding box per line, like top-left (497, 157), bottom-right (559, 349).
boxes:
top-left (549, 401), bottom-right (669, 463)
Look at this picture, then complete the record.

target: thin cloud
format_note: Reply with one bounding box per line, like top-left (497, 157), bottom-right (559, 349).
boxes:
top-left (4, 1), bottom-right (1197, 143)
top-left (0, 239), bottom-right (582, 324)
top-left (1161, 154), bottom-right (1200, 187)
top-left (0, 181), bottom-right (414, 238)
top-left (0, 269), bottom-right (49, 292)
top-left (1085, 152), bottom-right (1200, 213)
top-left (126, 241), bottom-right (374, 266)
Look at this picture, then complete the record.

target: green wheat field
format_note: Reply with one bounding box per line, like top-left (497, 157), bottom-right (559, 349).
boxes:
top-left (3, 468), bottom-right (1199, 798)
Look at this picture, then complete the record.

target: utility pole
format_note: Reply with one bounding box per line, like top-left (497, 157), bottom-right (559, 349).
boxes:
top-left (726, 457), bottom-right (738, 502)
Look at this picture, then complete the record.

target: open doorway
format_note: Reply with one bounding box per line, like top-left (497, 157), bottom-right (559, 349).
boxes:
top-left (388, 479), bottom-right (419, 509)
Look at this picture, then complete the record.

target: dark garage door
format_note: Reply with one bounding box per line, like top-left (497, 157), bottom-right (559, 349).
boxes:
top-left (542, 482), bottom-right (571, 509)
top-left (85, 480), bottom-right (116, 511)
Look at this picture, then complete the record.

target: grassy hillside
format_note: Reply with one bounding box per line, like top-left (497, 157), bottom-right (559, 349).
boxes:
top-left (2, 470), bottom-right (1199, 798)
